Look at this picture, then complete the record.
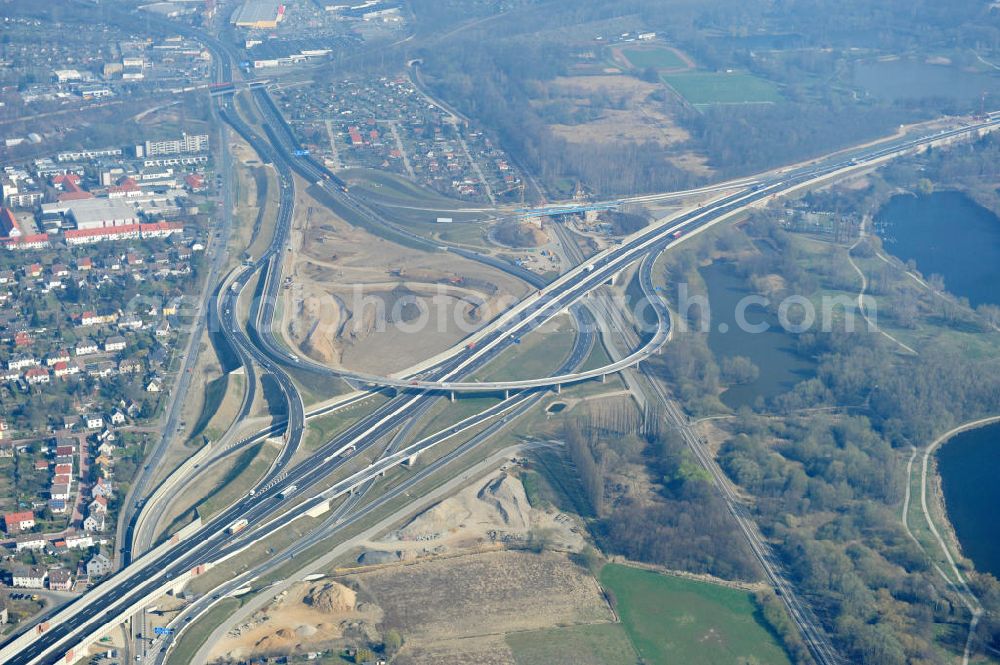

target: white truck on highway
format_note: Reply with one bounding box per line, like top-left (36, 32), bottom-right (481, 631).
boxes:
top-left (226, 518), bottom-right (249, 535)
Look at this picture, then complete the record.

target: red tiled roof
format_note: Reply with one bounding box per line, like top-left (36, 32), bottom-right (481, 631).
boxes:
top-left (64, 224), bottom-right (140, 241)
top-left (52, 173), bottom-right (80, 186)
top-left (4, 511), bottom-right (33, 524)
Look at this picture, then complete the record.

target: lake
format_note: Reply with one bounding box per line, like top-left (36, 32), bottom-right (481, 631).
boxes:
top-left (876, 190), bottom-right (1000, 308)
top-left (701, 262), bottom-right (816, 409)
top-left (853, 60), bottom-right (1000, 105)
top-left (937, 422), bottom-right (1000, 578)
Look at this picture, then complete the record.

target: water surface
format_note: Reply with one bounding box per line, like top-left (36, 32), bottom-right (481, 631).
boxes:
top-left (937, 423), bottom-right (1000, 578)
top-left (877, 191), bottom-right (1000, 308)
top-left (701, 262), bottom-right (816, 409)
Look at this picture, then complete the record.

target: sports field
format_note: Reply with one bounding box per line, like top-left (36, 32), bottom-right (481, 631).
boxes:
top-left (623, 46), bottom-right (688, 70)
top-left (664, 71), bottom-right (782, 105)
top-left (599, 564), bottom-right (793, 665)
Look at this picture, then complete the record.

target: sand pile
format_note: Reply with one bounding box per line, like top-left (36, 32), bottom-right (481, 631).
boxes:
top-left (304, 582), bottom-right (356, 614)
top-left (394, 472), bottom-right (531, 542)
top-left (477, 474), bottom-right (530, 530)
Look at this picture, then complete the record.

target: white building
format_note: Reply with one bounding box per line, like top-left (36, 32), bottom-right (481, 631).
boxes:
top-left (142, 133), bottom-right (209, 157)
top-left (86, 553), bottom-right (113, 578)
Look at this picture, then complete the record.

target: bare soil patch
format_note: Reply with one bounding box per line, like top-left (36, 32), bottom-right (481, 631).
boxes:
top-left (284, 180), bottom-right (530, 374)
top-left (208, 580), bottom-right (380, 663)
top-left (344, 549), bottom-right (613, 645)
top-left (371, 469), bottom-right (585, 556)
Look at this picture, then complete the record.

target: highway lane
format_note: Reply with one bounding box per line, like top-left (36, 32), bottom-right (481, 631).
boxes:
top-left (265, 114), bottom-right (1000, 393)
top-left (150, 304), bottom-right (597, 663)
top-left (8, 112), bottom-right (998, 665)
top-left (11, 8), bottom-right (1000, 662)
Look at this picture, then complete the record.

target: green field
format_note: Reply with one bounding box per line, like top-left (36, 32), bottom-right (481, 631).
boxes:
top-left (664, 71), bottom-right (782, 105)
top-left (507, 623), bottom-right (638, 665)
top-left (600, 564), bottom-right (792, 665)
top-left (623, 46), bottom-right (687, 70)
top-left (474, 315), bottom-right (576, 382)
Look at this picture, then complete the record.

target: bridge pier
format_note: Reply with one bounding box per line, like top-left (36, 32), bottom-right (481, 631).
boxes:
top-left (403, 452), bottom-right (419, 466)
top-left (554, 383), bottom-right (561, 395)
top-left (450, 391), bottom-right (455, 403)
top-left (504, 389), bottom-right (509, 400)
top-left (601, 374), bottom-right (606, 384)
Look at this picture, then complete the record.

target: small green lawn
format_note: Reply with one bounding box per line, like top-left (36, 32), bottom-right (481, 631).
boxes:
top-left (665, 71), bottom-right (782, 105)
top-left (507, 623), bottom-right (638, 665)
top-left (623, 46), bottom-right (687, 70)
top-left (600, 564), bottom-right (792, 665)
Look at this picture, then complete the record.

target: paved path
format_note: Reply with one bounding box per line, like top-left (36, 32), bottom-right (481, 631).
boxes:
top-left (902, 416), bottom-right (1000, 665)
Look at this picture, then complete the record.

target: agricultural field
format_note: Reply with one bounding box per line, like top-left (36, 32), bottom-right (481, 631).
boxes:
top-left (622, 45), bottom-right (688, 71)
top-left (600, 564), bottom-right (792, 665)
top-left (664, 71), bottom-right (782, 106)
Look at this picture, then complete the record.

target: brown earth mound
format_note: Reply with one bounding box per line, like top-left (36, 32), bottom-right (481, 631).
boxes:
top-left (304, 582), bottom-right (357, 614)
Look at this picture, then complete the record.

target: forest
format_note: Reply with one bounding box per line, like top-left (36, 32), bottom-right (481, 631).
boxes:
top-left (640, 157), bottom-right (1000, 662)
top-left (409, 0), bottom-right (1000, 196)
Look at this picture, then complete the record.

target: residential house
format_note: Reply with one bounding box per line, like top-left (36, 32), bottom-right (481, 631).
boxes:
top-left (48, 499), bottom-right (67, 514)
top-left (54, 463), bottom-right (73, 477)
top-left (64, 533), bottom-right (93, 549)
top-left (110, 411), bottom-right (126, 426)
top-left (48, 568), bottom-right (72, 591)
top-left (85, 414), bottom-right (104, 430)
top-left (145, 379), bottom-right (162, 393)
top-left (11, 565), bottom-right (46, 588)
top-left (75, 342), bottom-right (99, 356)
top-left (46, 352), bottom-right (71, 367)
top-left (3, 510), bottom-right (35, 533)
top-left (92, 478), bottom-right (114, 499)
top-left (83, 513), bottom-right (106, 532)
top-left (103, 336), bottom-right (127, 353)
top-left (53, 361), bottom-right (80, 379)
top-left (94, 454), bottom-right (114, 474)
top-left (86, 553), bottom-right (113, 578)
top-left (118, 358), bottom-right (142, 375)
top-left (25, 367), bottom-right (50, 385)
top-left (88, 496), bottom-right (108, 515)
top-left (14, 534), bottom-right (47, 551)
top-left (8, 355), bottom-right (38, 371)
top-left (50, 484), bottom-right (71, 501)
